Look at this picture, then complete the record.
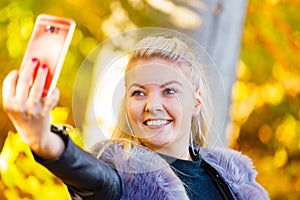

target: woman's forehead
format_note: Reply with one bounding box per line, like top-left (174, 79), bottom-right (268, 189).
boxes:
top-left (125, 59), bottom-right (190, 86)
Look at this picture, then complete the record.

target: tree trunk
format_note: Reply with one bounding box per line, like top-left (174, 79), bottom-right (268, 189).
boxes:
top-left (191, 0), bottom-right (248, 146)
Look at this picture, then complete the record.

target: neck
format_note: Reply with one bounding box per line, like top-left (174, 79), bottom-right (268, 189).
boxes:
top-left (145, 140), bottom-right (192, 161)
top-left (160, 148), bottom-right (191, 160)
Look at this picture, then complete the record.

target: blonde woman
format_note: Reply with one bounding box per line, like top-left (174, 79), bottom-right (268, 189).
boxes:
top-left (3, 35), bottom-right (269, 199)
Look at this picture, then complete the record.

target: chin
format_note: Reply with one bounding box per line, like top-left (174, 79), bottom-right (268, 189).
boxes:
top-left (142, 137), bottom-right (174, 150)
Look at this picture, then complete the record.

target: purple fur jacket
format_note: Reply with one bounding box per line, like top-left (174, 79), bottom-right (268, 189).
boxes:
top-left (202, 147), bottom-right (269, 199)
top-left (92, 141), bottom-right (269, 200)
top-left (35, 136), bottom-right (269, 200)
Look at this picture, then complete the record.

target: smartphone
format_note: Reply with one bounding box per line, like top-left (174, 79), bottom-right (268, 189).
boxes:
top-left (20, 14), bottom-right (76, 98)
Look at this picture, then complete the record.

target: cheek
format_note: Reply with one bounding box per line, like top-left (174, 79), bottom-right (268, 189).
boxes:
top-left (165, 99), bottom-right (182, 120)
top-left (172, 103), bottom-right (182, 115)
top-left (172, 98), bottom-right (194, 122)
top-left (127, 100), bottom-right (143, 122)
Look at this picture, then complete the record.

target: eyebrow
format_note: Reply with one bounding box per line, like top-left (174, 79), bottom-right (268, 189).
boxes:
top-left (128, 81), bottom-right (183, 90)
top-left (161, 81), bottom-right (183, 88)
top-left (128, 83), bottom-right (145, 90)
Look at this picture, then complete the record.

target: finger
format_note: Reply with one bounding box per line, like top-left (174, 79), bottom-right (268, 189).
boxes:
top-left (3, 70), bottom-right (19, 98)
top-left (2, 70), bottom-right (19, 109)
top-left (28, 64), bottom-right (48, 102)
top-left (16, 58), bottom-right (40, 100)
top-left (42, 88), bottom-right (60, 115)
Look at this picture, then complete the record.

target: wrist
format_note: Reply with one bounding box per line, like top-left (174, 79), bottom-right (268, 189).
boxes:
top-left (31, 125), bottom-right (68, 160)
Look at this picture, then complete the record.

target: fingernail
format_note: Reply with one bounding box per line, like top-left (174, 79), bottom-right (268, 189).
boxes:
top-left (32, 58), bottom-right (39, 63)
top-left (41, 64), bottom-right (48, 69)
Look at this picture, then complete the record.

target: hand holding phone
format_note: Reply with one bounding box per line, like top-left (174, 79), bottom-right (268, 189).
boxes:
top-left (20, 14), bottom-right (76, 98)
top-left (2, 14), bottom-right (75, 158)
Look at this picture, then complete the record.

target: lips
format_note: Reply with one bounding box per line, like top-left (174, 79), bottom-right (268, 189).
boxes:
top-left (143, 119), bottom-right (172, 126)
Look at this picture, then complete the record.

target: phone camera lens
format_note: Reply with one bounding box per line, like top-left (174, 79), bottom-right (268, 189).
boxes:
top-left (45, 25), bottom-right (56, 33)
top-left (50, 26), bottom-right (55, 33)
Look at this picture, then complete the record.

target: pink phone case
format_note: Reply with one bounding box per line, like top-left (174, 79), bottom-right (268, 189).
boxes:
top-left (20, 14), bottom-right (76, 98)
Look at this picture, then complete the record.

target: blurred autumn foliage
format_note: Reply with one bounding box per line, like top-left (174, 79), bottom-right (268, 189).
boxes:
top-left (228, 0), bottom-right (300, 199)
top-left (0, 107), bottom-right (84, 199)
top-left (0, 0), bottom-right (299, 199)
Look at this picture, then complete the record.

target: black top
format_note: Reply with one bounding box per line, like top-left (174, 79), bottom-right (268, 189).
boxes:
top-left (160, 154), bottom-right (223, 200)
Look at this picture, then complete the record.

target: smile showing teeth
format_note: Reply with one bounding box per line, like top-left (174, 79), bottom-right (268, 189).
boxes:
top-left (145, 119), bottom-right (170, 126)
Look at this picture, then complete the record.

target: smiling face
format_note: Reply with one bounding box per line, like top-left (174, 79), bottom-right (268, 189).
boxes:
top-left (125, 57), bottom-right (199, 158)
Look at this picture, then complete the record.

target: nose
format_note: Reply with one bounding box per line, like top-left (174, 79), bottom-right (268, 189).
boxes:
top-left (145, 104), bottom-right (163, 112)
top-left (145, 93), bottom-right (163, 112)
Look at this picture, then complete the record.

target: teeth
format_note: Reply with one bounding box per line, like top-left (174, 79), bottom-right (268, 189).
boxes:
top-left (146, 120), bottom-right (168, 126)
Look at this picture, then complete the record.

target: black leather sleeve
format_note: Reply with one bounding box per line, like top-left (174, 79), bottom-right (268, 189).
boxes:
top-left (32, 127), bottom-right (122, 200)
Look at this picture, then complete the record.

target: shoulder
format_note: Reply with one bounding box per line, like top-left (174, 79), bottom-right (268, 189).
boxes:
top-left (202, 147), bottom-right (269, 200)
top-left (202, 147), bottom-right (255, 179)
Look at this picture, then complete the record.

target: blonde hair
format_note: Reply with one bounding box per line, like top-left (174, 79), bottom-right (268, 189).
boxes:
top-left (110, 36), bottom-right (213, 148)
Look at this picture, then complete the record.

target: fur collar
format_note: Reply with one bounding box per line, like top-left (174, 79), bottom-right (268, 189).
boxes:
top-left (91, 142), bottom-right (269, 200)
top-left (202, 147), bottom-right (269, 199)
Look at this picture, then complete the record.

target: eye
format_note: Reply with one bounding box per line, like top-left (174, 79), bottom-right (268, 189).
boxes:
top-left (131, 90), bottom-right (145, 97)
top-left (164, 88), bottom-right (176, 95)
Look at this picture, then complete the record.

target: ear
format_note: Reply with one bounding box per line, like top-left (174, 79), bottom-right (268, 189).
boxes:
top-left (192, 90), bottom-right (201, 117)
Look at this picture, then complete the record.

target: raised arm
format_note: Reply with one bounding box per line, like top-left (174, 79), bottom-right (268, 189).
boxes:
top-left (2, 59), bottom-right (122, 199)
top-left (33, 127), bottom-right (122, 199)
